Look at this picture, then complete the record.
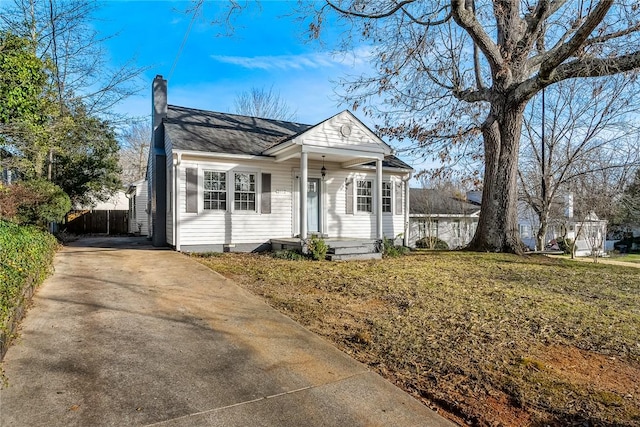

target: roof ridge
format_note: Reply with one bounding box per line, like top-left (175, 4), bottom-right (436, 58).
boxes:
top-left (167, 104), bottom-right (310, 127)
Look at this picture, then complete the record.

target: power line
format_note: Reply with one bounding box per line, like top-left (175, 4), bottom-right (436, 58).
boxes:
top-left (168, 3), bottom-right (201, 81)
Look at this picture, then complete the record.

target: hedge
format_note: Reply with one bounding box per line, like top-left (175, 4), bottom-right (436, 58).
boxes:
top-left (0, 220), bottom-right (58, 359)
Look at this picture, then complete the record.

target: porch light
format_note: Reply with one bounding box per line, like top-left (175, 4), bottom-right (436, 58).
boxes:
top-left (321, 155), bottom-right (327, 179)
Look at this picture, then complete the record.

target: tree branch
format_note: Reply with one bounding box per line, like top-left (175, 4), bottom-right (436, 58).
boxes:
top-left (515, 50), bottom-right (640, 103)
top-left (539, 0), bottom-right (614, 80)
top-left (451, 0), bottom-right (503, 74)
top-left (453, 87), bottom-right (491, 103)
top-left (552, 51), bottom-right (640, 81)
top-left (325, 0), bottom-right (418, 20)
top-left (585, 21), bottom-right (640, 45)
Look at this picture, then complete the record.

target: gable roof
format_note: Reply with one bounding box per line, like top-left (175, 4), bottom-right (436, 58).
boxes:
top-left (164, 105), bottom-right (312, 155)
top-left (410, 188), bottom-right (481, 215)
top-left (163, 105), bottom-right (413, 170)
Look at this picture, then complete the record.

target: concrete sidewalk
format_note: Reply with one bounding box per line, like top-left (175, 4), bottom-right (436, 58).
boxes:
top-left (0, 237), bottom-right (454, 427)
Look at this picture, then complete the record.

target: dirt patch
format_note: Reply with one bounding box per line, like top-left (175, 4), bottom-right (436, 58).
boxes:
top-left (537, 344), bottom-right (640, 399)
top-left (483, 393), bottom-right (533, 427)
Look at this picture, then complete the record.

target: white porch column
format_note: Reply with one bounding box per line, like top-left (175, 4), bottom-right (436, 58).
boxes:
top-left (376, 158), bottom-right (383, 239)
top-left (300, 151), bottom-right (308, 239)
top-left (403, 173), bottom-right (411, 247)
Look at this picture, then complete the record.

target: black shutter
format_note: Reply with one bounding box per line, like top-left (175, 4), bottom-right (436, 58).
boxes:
top-left (186, 168), bottom-right (198, 213)
top-left (261, 173), bottom-right (271, 214)
top-left (346, 179), bottom-right (353, 214)
top-left (395, 182), bottom-right (403, 215)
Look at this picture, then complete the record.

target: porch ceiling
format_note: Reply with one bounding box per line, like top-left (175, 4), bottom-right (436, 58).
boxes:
top-left (271, 144), bottom-right (385, 166)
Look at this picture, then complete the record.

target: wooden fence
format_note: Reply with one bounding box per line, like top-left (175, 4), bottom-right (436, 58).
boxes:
top-left (64, 210), bottom-right (129, 235)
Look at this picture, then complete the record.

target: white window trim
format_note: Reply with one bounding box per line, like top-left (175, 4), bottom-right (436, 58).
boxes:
top-left (232, 170), bottom-right (260, 213)
top-left (356, 179), bottom-right (374, 214)
top-left (203, 170), bottom-right (228, 212)
top-left (382, 181), bottom-right (392, 215)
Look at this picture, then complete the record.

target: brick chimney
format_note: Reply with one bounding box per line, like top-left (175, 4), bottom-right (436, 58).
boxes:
top-left (152, 75), bottom-right (167, 147)
top-left (150, 75), bottom-right (167, 247)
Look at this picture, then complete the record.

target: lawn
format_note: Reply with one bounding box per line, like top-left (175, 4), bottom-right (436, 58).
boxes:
top-left (194, 251), bottom-right (640, 426)
top-left (609, 253), bottom-right (640, 264)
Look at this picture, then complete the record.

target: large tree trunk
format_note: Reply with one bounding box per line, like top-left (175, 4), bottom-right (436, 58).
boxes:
top-left (468, 100), bottom-right (525, 254)
top-left (536, 217), bottom-right (548, 252)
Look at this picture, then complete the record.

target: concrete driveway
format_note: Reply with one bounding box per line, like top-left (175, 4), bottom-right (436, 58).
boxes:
top-left (0, 237), bottom-right (453, 427)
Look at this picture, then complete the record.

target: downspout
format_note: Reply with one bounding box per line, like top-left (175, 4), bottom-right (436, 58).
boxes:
top-left (403, 172), bottom-right (412, 247)
top-left (173, 153), bottom-right (182, 251)
top-left (375, 158), bottom-right (383, 240)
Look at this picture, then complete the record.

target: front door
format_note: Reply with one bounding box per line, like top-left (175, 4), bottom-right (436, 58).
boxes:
top-left (307, 178), bottom-right (320, 233)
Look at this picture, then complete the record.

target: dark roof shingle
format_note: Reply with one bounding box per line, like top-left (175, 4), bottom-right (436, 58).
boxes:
top-left (410, 188), bottom-right (480, 215)
top-left (164, 105), bottom-right (312, 155)
top-left (163, 105), bottom-right (413, 170)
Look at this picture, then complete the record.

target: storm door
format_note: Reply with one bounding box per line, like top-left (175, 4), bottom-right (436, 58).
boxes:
top-left (307, 178), bottom-right (320, 233)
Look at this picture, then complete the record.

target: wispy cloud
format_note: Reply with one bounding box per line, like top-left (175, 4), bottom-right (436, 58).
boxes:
top-left (211, 48), bottom-right (373, 71)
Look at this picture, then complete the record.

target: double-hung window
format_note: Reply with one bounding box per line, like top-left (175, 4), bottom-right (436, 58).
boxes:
top-left (356, 180), bottom-right (373, 213)
top-left (203, 171), bottom-right (227, 210)
top-left (234, 172), bottom-right (256, 211)
top-left (382, 182), bottom-right (392, 213)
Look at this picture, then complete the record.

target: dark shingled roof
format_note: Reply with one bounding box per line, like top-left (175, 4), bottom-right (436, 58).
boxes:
top-left (410, 188), bottom-right (480, 215)
top-left (362, 156), bottom-right (413, 170)
top-left (164, 105), bottom-right (312, 155)
top-left (163, 105), bottom-right (413, 170)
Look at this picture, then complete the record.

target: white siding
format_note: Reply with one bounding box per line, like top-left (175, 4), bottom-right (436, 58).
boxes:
top-left (172, 155), bottom-right (409, 248)
top-left (165, 133), bottom-right (174, 245)
top-left (296, 115), bottom-right (383, 152)
top-left (306, 163), bottom-right (406, 240)
top-left (176, 158), bottom-right (294, 246)
top-left (409, 216), bottom-right (477, 249)
top-left (128, 182), bottom-right (149, 236)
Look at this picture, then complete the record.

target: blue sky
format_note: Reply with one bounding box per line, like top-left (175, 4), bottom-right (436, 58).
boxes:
top-left (94, 0), bottom-right (369, 125)
top-left (91, 1), bottom-right (433, 178)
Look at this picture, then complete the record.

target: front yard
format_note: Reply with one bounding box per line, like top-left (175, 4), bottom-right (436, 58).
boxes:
top-left (194, 251), bottom-right (640, 426)
top-left (609, 253), bottom-right (640, 264)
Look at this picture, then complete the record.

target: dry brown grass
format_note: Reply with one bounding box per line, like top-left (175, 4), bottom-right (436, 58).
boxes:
top-left (193, 251), bottom-right (640, 426)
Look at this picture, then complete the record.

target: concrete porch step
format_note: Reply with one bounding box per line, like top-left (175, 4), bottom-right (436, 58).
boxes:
top-left (327, 252), bottom-right (383, 261)
top-left (327, 240), bottom-right (378, 249)
top-left (328, 245), bottom-right (377, 255)
top-left (271, 238), bottom-right (382, 261)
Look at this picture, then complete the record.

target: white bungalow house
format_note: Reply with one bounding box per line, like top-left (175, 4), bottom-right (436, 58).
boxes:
top-left (147, 75), bottom-right (412, 258)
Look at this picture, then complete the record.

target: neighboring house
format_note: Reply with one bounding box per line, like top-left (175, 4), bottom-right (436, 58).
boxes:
top-left (1, 149), bottom-right (21, 185)
top-left (147, 75), bottom-right (413, 254)
top-left (518, 196), bottom-right (607, 256)
top-left (126, 179), bottom-right (149, 236)
top-left (408, 188), bottom-right (480, 249)
top-left (1, 167), bottom-right (17, 185)
top-left (81, 191), bottom-right (130, 211)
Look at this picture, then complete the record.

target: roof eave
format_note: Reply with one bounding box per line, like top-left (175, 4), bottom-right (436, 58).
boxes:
top-left (173, 149), bottom-right (275, 161)
top-left (358, 165), bottom-right (414, 173)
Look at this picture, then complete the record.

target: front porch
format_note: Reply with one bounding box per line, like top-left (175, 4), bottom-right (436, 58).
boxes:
top-left (270, 237), bottom-right (382, 261)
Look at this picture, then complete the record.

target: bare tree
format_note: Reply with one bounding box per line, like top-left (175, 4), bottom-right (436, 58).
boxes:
top-left (233, 86), bottom-right (298, 121)
top-left (0, 0), bottom-right (146, 121)
top-left (518, 75), bottom-right (640, 250)
top-left (566, 162), bottom-right (631, 260)
top-left (287, 0), bottom-right (640, 254)
top-left (616, 168), bottom-right (640, 231)
top-left (119, 121), bottom-right (150, 185)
